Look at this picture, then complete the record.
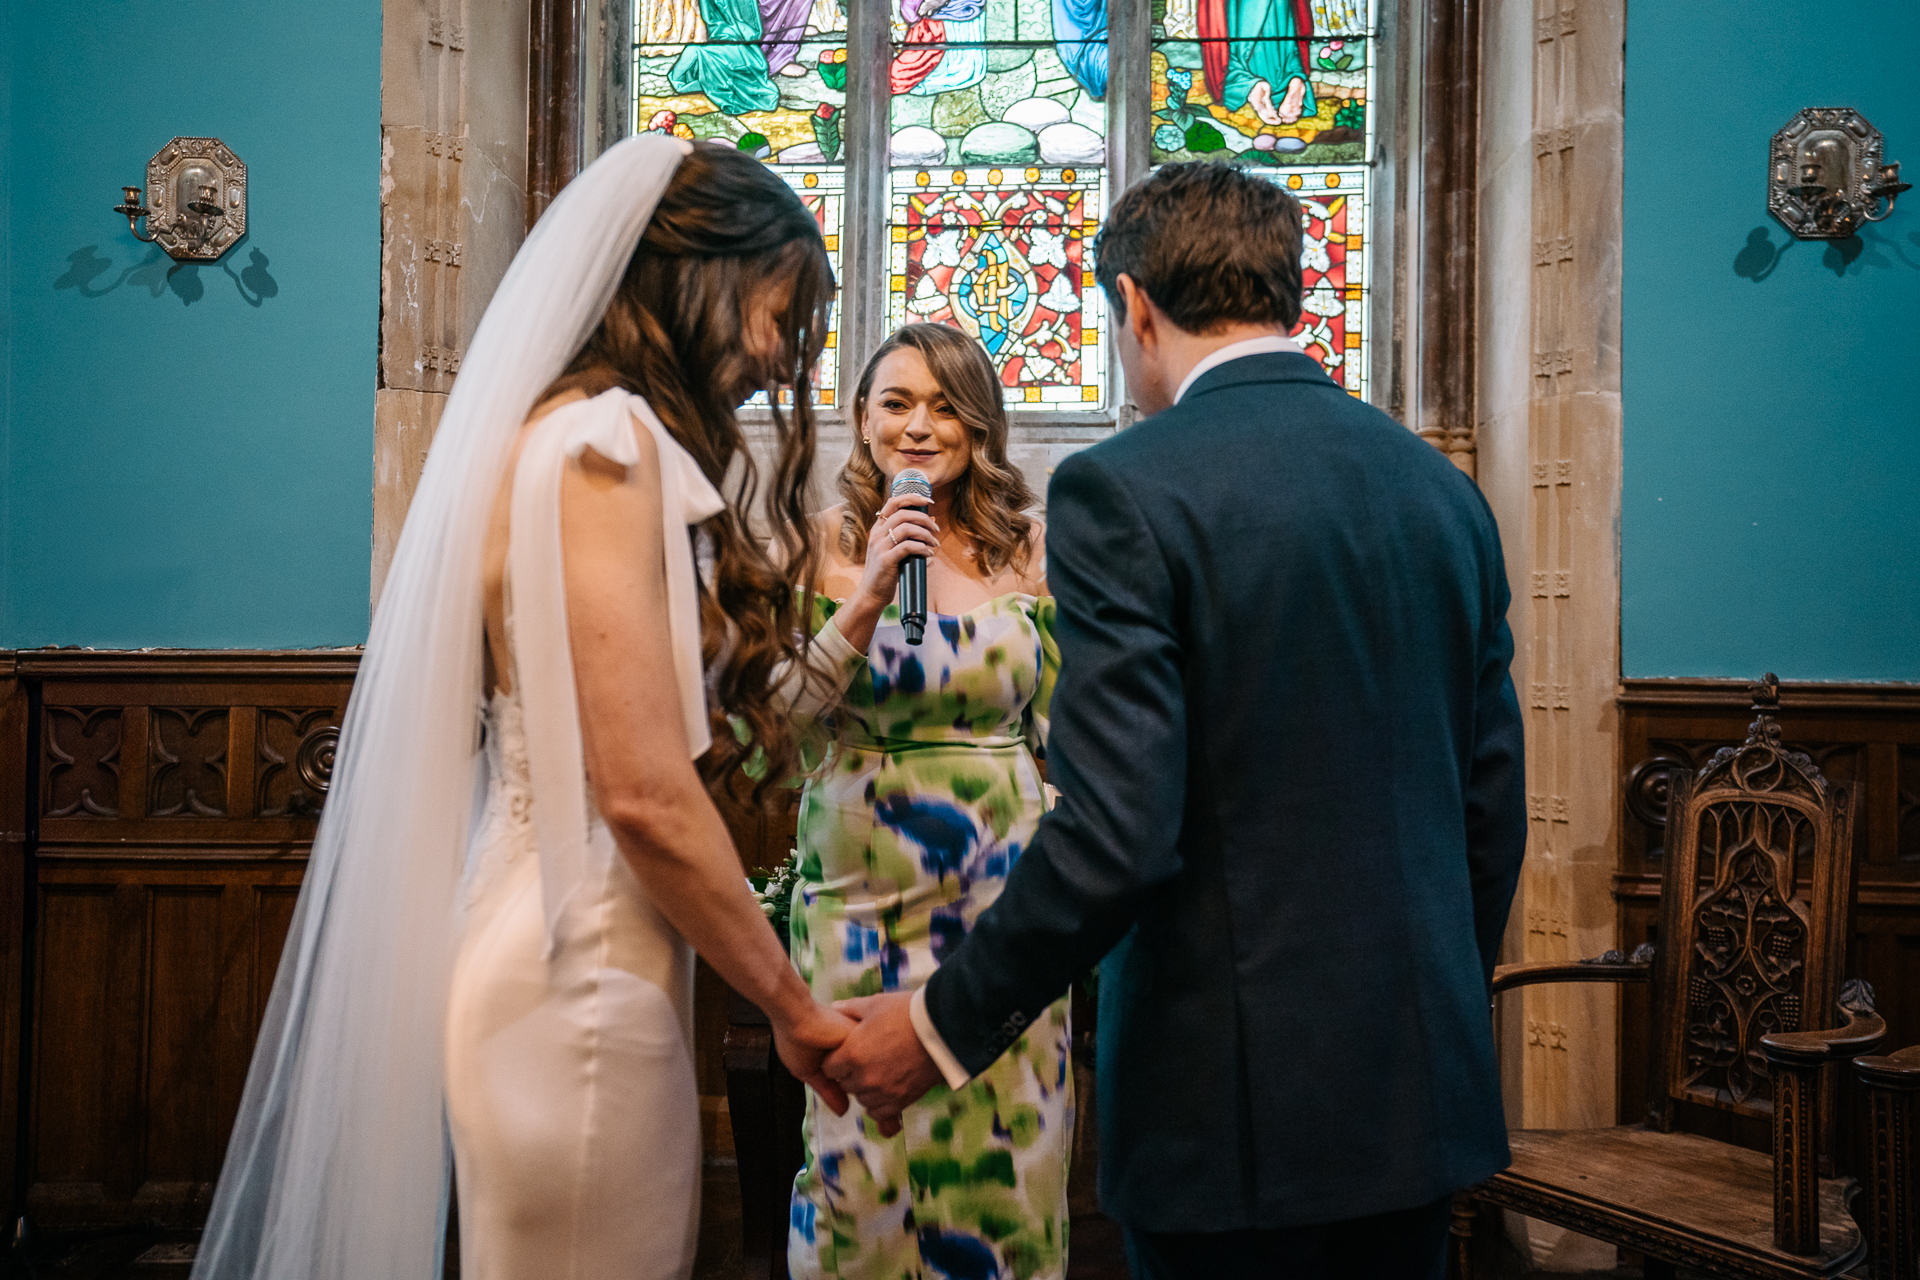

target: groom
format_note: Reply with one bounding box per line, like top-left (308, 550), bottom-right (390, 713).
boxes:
top-left (825, 164), bottom-right (1527, 1279)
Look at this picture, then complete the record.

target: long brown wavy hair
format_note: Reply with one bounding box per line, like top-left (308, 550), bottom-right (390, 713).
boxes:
top-left (840, 324), bottom-right (1037, 577)
top-left (541, 144), bottom-right (833, 798)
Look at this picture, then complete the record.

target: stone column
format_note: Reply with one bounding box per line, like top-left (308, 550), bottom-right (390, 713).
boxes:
top-left (374, 0), bottom-right (531, 606)
top-left (1477, 0), bottom-right (1624, 1261)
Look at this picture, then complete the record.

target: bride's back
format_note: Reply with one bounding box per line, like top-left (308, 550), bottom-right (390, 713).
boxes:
top-left (481, 390), bottom-right (591, 697)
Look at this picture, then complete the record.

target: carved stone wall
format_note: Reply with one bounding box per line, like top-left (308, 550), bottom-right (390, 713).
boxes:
top-left (1478, 0), bottom-right (1625, 1155)
top-left (374, 0), bottom-right (532, 606)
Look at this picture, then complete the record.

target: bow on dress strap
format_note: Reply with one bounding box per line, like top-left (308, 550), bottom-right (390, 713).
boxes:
top-left (507, 387), bottom-right (726, 955)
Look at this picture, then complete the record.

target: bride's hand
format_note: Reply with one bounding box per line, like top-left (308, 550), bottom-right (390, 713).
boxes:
top-left (853, 493), bottom-right (940, 615)
top-left (775, 1000), bottom-right (856, 1116)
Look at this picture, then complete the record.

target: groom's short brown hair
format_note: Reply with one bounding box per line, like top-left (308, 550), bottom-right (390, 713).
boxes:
top-left (1093, 163), bottom-right (1304, 334)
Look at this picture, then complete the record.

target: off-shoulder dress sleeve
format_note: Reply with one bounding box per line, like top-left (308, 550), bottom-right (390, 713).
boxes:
top-left (1022, 594), bottom-right (1060, 761)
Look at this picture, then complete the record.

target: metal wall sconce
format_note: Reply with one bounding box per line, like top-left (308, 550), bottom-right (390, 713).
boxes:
top-left (111, 137), bottom-right (248, 261)
top-left (1769, 108), bottom-right (1907, 240)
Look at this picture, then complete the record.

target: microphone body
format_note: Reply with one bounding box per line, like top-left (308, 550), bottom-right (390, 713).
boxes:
top-left (890, 469), bottom-right (933, 645)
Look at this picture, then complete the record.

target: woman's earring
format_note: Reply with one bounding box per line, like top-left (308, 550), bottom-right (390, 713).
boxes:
top-left (862, 435), bottom-right (871, 444)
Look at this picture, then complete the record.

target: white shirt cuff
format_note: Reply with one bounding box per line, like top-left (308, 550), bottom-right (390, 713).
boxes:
top-left (910, 985), bottom-right (974, 1091)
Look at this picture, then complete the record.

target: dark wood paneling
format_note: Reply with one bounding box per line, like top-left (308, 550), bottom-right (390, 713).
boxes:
top-left (1416, 0), bottom-right (1479, 466)
top-left (2, 650), bottom-right (354, 1226)
top-left (1618, 678), bottom-right (1920, 1179)
top-left (0, 656), bottom-right (30, 1211)
top-left (0, 647), bottom-right (798, 1220)
top-left (527, 0), bottom-right (585, 229)
top-left (30, 886), bottom-right (122, 1188)
top-left (144, 888), bottom-right (224, 1183)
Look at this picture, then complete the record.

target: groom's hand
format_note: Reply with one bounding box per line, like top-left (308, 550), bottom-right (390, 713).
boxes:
top-left (825, 993), bottom-right (946, 1135)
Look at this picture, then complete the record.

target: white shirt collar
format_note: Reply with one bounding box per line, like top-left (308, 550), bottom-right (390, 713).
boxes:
top-left (1171, 334), bottom-right (1302, 405)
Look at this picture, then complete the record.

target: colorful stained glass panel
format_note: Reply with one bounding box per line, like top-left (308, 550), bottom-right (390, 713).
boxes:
top-left (1260, 166), bottom-right (1367, 398)
top-left (888, 167), bottom-right (1106, 407)
top-left (637, 0), bottom-right (848, 405)
top-left (1149, 0), bottom-right (1372, 167)
top-left (887, 0), bottom-right (1108, 172)
top-left (633, 0), bottom-right (848, 161)
top-left (756, 166), bottom-right (844, 407)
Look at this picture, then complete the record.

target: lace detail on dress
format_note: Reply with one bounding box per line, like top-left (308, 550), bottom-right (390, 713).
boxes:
top-left (464, 689), bottom-right (537, 909)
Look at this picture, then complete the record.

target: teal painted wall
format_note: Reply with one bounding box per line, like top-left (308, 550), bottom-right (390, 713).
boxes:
top-left (2, 0), bottom-right (380, 649)
top-left (1622, 2), bottom-right (1920, 681)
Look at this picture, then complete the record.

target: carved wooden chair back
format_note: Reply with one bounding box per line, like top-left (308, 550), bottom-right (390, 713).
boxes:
top-left (1653, 676), bottom-right (1858, 1130)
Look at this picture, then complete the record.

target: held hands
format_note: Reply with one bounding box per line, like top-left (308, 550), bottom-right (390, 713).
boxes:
top-left (822, 993), bottom-right (947, 1137)
top-left (774, 999), bottom-right (858, 1117)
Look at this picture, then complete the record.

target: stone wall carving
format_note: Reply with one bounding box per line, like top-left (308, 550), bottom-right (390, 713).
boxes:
top-left (1477, 0), bottom-right (1626, 1162)
top-left (374, 0), bottom-right (531, 606)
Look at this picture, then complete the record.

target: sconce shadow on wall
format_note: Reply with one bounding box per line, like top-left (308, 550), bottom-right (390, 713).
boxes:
top-left (1732, 227), bottom-right (1796, 283)
top-left (55, 238), bottom-right (280, 309)
top-left (65, 135), bottom-right (277, 307)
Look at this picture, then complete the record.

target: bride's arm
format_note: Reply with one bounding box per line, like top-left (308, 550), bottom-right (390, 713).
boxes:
top-left (561, 427), bottom-right (849, 1112)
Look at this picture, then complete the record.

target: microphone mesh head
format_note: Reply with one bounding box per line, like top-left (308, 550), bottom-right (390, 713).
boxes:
top-left (890, 469), bottom-right (933, 502)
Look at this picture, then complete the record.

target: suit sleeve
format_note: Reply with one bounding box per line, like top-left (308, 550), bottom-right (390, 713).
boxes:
top-left (922, 450), bottom-right (1189, 1076)
top-left (1463, 513), bottom-right (1527, 989)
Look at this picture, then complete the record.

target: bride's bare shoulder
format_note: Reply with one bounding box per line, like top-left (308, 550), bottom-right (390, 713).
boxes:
top-left (516, 389), bottom-right (661, 485)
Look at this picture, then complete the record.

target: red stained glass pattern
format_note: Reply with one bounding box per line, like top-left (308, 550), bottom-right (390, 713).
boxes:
top-left (889, 169), bottom-right (1106, 406)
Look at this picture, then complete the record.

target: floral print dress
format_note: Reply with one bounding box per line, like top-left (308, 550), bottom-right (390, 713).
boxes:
top-left (787, 591), bottom-right (1072, 1280)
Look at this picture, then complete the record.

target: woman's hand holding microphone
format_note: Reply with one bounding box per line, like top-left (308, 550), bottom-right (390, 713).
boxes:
top-left (834, 493), bottom-right (940, 654)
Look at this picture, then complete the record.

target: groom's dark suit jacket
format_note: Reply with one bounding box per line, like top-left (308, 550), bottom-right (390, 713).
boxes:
top-left (923, 352), bottom-right (1527, 1232)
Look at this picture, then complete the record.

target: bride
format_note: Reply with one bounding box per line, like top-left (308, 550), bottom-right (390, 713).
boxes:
top-left (192, 136), bottom-right (852, 1280)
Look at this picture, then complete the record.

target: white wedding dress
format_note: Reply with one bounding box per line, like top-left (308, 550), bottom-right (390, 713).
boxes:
top-left (442, 388), bottom-right (725, 1280)
top-left (191, 138), bottom-right (709, 1280)
top-left (444, 684), bottom-right (700, 1278)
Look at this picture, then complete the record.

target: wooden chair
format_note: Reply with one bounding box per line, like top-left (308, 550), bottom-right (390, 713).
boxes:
top-left (1854, 1043), bottom-right (1920, 1280)
top-left (1455, 677), bottom-right (1887, 1279)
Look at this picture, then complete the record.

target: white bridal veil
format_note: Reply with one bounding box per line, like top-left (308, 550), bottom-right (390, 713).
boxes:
top-left (192, 135), bottom-right (694, 1280)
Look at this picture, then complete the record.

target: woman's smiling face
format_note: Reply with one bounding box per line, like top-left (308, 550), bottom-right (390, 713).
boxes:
top-left (861, 347), bottom-right (974, 494)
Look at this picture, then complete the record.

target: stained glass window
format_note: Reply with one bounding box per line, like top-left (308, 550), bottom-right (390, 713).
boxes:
top-left (889, 0), bottom-right (1109, 407)
top-left (633, 0), bottom-right (849, 404)
top-left (889, 167), bottom-right (1106, 405)
top-left (630, 0), bottom-right (1387, 413)
top-left (1151, 0), bottom-right (1374, 395)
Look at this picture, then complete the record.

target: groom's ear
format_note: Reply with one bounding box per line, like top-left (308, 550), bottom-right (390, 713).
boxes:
top-left (1116, 275), bottom-right (1156, 351)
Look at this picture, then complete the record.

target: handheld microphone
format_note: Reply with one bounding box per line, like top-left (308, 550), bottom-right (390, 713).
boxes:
top-left (890, 468), bottom-right (933, 645)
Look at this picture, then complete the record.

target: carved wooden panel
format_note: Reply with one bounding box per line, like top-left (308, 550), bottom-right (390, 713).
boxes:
top-left (43, 707), bottom-right (122, 819)
top-left (1680, 805), bottom-right (1812, 1107)
top-left (1620, 679), bottom-right (1920, 1177)
top-left (5, 650), bottom-right (355, 1226)
top-left (1659, 701), bottom-right (1854, 1123)
top-left (257, 708), bottom-right (340, 818)
top-left (150, 708), bottom-right (229, 817)
top-left (1900, 746), bottom-right (1920, 864)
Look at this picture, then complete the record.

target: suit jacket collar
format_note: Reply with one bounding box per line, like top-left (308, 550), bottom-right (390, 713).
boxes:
top-left (1179, 350), bottom-right (1335, 403)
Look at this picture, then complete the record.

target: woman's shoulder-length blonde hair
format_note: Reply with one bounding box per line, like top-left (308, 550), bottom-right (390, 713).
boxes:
top-left (839, 323), bottom-right (1038, 578)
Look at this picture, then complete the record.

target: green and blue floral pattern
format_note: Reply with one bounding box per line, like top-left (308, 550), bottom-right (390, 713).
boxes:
top-left (788, 592), bottom-right (1071, 1280)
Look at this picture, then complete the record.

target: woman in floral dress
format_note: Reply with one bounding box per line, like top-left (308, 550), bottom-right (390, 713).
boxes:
top-left (785, 324), bottom-right (1071, 1280)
